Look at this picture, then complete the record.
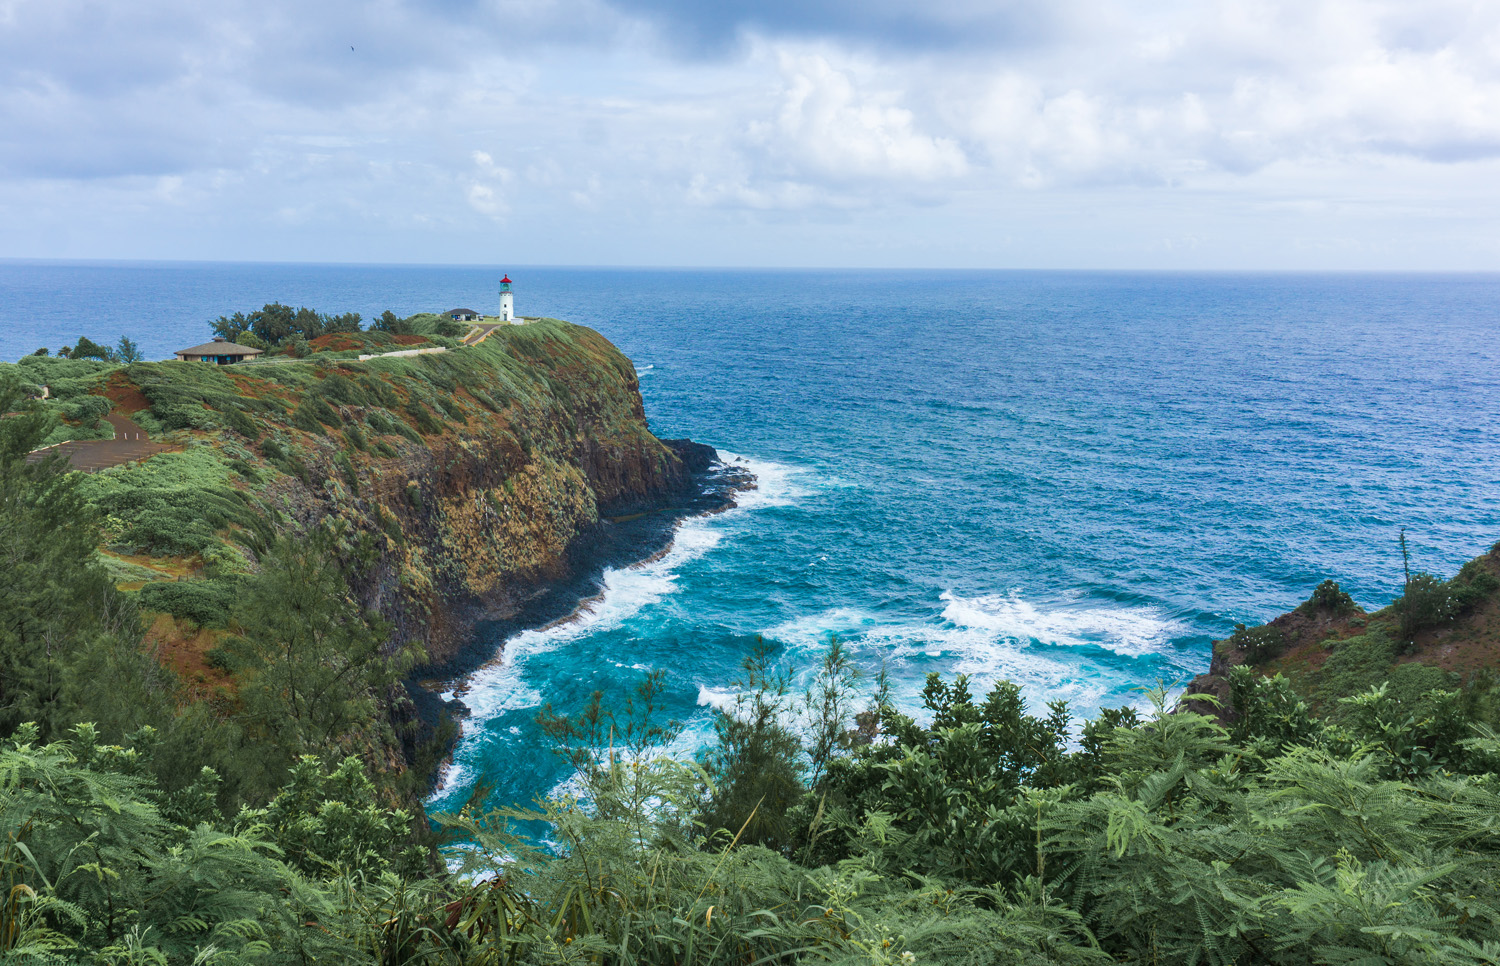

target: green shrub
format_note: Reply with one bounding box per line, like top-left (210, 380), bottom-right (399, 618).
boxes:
top-left (1449, 558), bottom-right (1499, 611)
top-left (259, 437), bottom-right (288, 462)
top-left (1396, 572), bottom-right (1459, 641)
top-left (138, 579), bottom-right (239, 628)
top-left (357, 375), bottom-right (400, 408)
top-left (80, 449), bottom-right (269, 556)
top-left (153, 401), bottom-right (220, 431)
top-left (221, 405), bottom-right (260, 439)
top-left (59, 394), bottom-right (111, 423)
top-left (335, 452), bottom-right (360, 494)
top-left (226, 458), bottom-right (262, 484)
top-left (13, 355), bottom-right (119, 387)
top-left (433, 395), bottom-right (465, 420)
top-left (316, 373), bottom-right (370, 407)
top-left (405, 402), bottom-right (440, 435)
top-left (1230, 622), bottom-right (1287, 664)
top-left (1306, 578), bottom-right (1356, 613)
top-left (293, 395), bottom-right (341, 432)
top-left (1317, 626), bottom-right (1398, 708)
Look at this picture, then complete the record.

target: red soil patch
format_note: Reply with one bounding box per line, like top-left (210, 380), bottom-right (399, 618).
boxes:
top-left (102, 371), bottom-right (151, 414)
top-left (142, 613), bottom-right (236, 699)
top-left (309, 333), bottom-right (366, 352)
top-left (391, 334), bottom-right (428, 346)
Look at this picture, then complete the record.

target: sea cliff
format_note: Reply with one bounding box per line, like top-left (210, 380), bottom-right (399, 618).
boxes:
top-left (5, 319), bottom-right (736, 783)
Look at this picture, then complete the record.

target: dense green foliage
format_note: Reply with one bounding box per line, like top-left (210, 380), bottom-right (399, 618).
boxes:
top-left (1228, 621), bottom-right (1287, 665)
top-left (209, 532), bottom-right (423, 791)
top-left (0, 378), bottom-right (425, 814)
top-left (9, 647), bottom-right (1500, 965)
top-left (137, 578), bottom-right (240, 628)
top-left (372, 310), bottom-right (471, 338)
top-left (0, 378), bottom-right (157, 742)
top-left (211, 303), bottom-right (363, 346)
top-left (10, 331), bottom-right (1500, 963)
top-left (0, 355), bottom-right (119, 446)
top-left (81, 447), bottom-right (269, 557)
top-left (208, 302), bottom-right (469, 347)
top-left (1301, 578), bottom-right (1356, 615)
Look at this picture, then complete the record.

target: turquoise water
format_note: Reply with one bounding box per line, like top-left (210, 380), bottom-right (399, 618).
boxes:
top-left (3, 263), bottom-right (1498, 811)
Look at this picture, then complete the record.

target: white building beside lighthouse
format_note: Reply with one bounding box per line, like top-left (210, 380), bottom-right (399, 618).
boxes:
top-left (499, 275), bottom-right (515, 322)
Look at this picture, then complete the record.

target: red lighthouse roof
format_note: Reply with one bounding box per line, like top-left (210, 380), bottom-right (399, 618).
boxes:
top-left (500, 275), bottom-right (512, 283)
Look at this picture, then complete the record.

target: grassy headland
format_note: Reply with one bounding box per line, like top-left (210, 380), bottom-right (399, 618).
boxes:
top-left (1, 317), bottom-right (700, 809)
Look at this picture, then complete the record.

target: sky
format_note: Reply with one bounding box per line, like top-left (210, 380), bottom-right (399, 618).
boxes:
top-left (2, 0), bottom-right (1499, 269)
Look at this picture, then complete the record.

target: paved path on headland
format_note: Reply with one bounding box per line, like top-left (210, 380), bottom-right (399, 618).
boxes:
top-left (25, 413), bottom-right (176, 473)
top-left (462, 322), bottom-right (508, 346)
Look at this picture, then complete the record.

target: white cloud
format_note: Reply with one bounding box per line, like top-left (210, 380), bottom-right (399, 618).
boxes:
top-left (2, 0), bottom-right (1500, 265)
top-left (747, 51), bottom-right (967, 184)
top-left (467, 152), bottom-right (514, 219)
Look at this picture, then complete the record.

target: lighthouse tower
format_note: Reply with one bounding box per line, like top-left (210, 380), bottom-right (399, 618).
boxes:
top-left (499, 275), bottom-right (515, 323)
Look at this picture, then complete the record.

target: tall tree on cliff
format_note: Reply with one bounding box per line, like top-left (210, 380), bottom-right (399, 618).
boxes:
top-left (220, 531), bottom-right (421, 787)
top-left (0, 377), bottom-right (166, 740)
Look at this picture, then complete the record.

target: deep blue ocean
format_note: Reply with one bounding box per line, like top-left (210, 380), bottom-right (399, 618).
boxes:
top-left (4, 262), bottom-right (1498, 812)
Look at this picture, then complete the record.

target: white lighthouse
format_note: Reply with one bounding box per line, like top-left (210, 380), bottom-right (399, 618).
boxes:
top-left (499, 275), bottom-right (515, 323)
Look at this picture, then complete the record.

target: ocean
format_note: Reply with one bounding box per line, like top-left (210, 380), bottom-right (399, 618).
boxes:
top-left (4, 262), bottom-right (1498, 813)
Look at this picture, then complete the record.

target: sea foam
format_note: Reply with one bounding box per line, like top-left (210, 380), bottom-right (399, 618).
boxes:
top-left (432, 452), bottom-right (802, 802)
top-left (940, 591), bottom-right (1183, 658)
top-left (750, 590), bottom-right (1186, 726)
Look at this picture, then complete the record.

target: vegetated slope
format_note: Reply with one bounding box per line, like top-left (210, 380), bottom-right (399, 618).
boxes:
top-left (7, 319), bottom-right (703, 706)
top-left (1188, 543), bottom-right (1500, 720)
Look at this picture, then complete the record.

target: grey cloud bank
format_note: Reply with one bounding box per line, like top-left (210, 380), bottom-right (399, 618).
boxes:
top-left (1, 0), bottom-right (1498, 268)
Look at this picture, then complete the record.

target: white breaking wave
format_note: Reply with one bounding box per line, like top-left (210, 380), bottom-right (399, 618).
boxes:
top-left (746, 591), bottom-right (1186, 727)
top-left (696, 685), bottom-right (739, 713)
top-left (941, 591), bottom-right (1182, 658)
top-left (715, 451), bottom-right (807, 511)
top-left (430, 452), bottom-right (802, 802)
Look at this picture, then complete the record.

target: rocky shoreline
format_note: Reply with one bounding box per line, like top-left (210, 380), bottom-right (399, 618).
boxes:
top-left (406, 443), bottom-right (756, 792)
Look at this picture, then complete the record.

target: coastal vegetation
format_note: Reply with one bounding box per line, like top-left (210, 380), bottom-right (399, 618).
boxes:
top-left (6, 316), bottom-right (1500, 963)
top-left (1, 313), bottom-right (693, 809)
top-left (6, 522), bottom-right (1500, 964)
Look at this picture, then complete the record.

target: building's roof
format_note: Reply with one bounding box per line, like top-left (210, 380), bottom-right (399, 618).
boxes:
top-left (500, 275), bottom-right (512, 284)
top-left (446, 308), bottom-right (481, 316)
top-left (175, 338), bottom-right (264, 356)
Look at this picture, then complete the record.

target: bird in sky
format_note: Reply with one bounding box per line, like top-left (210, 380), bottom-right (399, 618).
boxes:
top-left (350, 45), bottom-right (355, 51)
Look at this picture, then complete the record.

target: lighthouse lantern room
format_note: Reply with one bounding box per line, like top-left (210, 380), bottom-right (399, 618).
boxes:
top-left (499, 275), bottom-right (515, 323)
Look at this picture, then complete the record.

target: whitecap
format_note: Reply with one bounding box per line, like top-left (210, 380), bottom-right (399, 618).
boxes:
top-left (431, 759), bottom-right (471, 799)
top-left (748, 593), bottom-right (1188, 728)
top-left (696, 685), bottom-right (738, 713)
top-left (431, 450), bottom-right (806, 804)
top-left (715, 451), bottom-right (806, 510)
top-left (940, 591), bottom-right (1182, 658)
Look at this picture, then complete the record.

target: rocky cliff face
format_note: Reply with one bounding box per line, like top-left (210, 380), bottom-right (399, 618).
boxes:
top-left (245, 322), bottom-right (708, 664)
top-left (32, 321), bottom-right (735, 798)
top-left (63, 320), bottom-right (735, 789)
top-left (76, 319), bottom-right (722, 669)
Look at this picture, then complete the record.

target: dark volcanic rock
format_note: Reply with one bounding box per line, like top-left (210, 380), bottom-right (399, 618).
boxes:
top-left (662, 438), bottom-right (719, 476)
